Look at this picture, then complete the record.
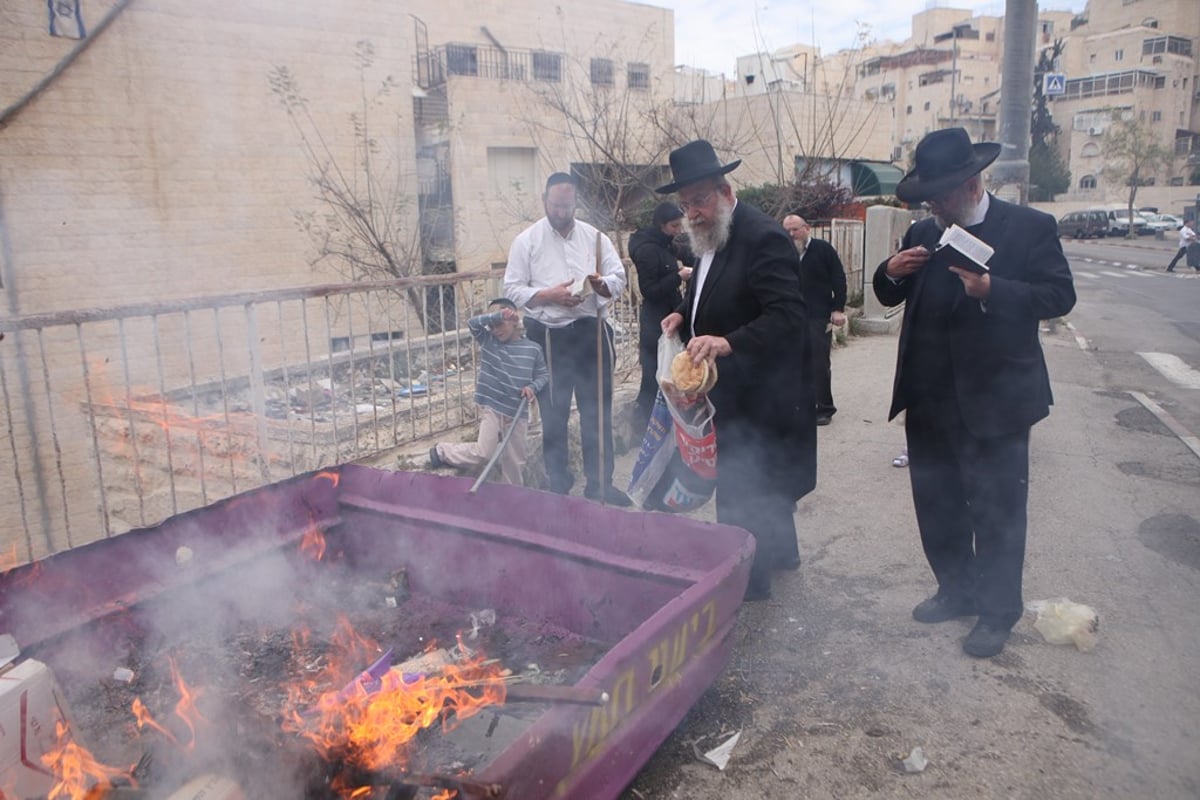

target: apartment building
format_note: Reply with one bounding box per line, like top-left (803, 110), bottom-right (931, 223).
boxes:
top-left (1052, 0), bottom-right (1200, 200)
top-left (725, 0), bottom-right (1199, 206)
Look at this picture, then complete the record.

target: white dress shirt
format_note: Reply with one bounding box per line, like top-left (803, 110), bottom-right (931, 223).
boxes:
top-left (503, 217), bottom-right (627, 327)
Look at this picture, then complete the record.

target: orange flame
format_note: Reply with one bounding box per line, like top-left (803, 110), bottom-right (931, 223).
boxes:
top-left (281, 623), bottom-right (507, 792)
top-left (300, 521), bottom-right (327, 561)
top-left (431, 791), bottom-right (456, 800)
top-left (40, 720), bottom-right (132, 800)
top-left (131, 658), bottom-right (206, 751)
top-left (315, 470), bottom-right (341, 487)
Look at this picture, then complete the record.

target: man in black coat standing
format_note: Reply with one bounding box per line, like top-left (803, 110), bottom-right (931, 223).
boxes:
top-left (658, 140), bottom-right (817, 601)
top-left (630, 202), bottom-right (693, 430)
top-left (784, 214), bottom-right (847, 425)
top-left (873, 128), bottom-right (1076, 657)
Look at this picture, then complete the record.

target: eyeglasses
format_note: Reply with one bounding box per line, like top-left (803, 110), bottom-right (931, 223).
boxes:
top-left (677, 190), bottom-right (716, 212)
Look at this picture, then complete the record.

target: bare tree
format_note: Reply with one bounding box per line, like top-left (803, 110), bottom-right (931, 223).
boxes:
top-left (269, 41), bottom-right (434, 327)
top-left (1103, 117), bottom-right (1175, 238)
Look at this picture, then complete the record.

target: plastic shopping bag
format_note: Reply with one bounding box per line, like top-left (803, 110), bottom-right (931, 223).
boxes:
top-left (626, 334), bottom-right (717, 512)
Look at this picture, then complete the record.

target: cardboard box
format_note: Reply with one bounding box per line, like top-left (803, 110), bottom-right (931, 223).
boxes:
top-left (0, 659), bottom-right (74, 800)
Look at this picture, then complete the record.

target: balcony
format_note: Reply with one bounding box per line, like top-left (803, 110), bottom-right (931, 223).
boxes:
top-left (418, 44), bottom-right (564, 89)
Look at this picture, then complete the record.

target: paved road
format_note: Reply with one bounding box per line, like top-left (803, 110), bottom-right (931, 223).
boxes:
top-left (614, 251), bottom-right (1200, 799)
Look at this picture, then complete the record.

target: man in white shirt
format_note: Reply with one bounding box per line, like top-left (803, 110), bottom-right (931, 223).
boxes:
top-left (1166, 219), bottom-right (1197, 272)
top-left (503, 173), bottom-right (631, 505)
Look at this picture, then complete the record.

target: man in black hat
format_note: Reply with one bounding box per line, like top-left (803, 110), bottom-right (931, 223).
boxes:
top-left (873, 127), bottom-right (1076, 657)
top-left (658, 140), bottom-right (817, 601)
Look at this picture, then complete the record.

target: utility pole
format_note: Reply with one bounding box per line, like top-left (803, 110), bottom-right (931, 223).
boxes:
top-left (992, 0), bottom-right (1037, 205)
top-left (949, 30), bottom-right (958, 125)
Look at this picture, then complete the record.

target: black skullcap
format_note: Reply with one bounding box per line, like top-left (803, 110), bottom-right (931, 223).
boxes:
top-left (487, 297), bottom-right (517, 311)
top-left (545, 172), bottom-right (577, 191)
top-left (652, 202), bottom-right (684, 228)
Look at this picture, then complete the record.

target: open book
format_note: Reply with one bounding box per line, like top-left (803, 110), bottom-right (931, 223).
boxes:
top-left (935, 224), bottom-right (993, 275)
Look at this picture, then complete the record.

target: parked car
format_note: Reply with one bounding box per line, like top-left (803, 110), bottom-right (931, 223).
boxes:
top-left (1057, 209), bottom-right (1109, 239)
top-left (1105, 208), bottom-right (1148, 237)
top-left (1143, 213), bottom-right (1183, 232)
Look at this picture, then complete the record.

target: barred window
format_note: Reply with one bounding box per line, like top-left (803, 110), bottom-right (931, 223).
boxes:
top-left (590, 58), bottom-right (614, 86)
top-left (627, 62), bottom-right (650, 89)
top-left (532, 51), bottom-right (561, 82)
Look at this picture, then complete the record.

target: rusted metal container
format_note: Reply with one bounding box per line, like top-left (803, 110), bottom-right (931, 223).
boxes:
top-left (0, 465), bottom-right (753, 799)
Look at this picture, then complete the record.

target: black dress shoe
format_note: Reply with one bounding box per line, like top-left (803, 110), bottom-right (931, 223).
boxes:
top-left (912, 593), bottom-right (976, 624)
top-left (963, 621), bottom-right (1010, 658)
top-left (584, 484), bottom-right (633, 507)
top-left (777, 556), bottom-right (802, 570)
top-left (429, 446), bottom-right (444, 469)
top-left (815, 415), bottom-right (832, 426)
top-left (547, 472), bottom-right (575, 495)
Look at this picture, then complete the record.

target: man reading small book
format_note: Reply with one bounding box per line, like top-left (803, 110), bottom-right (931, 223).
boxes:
top-left (872, 128), bottom-right (1076, 658)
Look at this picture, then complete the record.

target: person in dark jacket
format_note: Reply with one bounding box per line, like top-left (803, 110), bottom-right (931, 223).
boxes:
top-left (873, 128), bottom-right (1076, 658)
top-left (658, 140), bottom-right (817, 602)
top-left (784, 214), bottom-right (847, 425)
top-left (630, 202), bottom-right (693, 429)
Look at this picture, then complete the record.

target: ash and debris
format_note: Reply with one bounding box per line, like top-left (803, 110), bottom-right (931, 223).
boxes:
top-left (41, 557), bottom-right (606, 799)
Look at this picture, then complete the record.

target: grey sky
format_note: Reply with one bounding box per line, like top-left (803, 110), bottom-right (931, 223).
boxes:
top-left (657, 0), bottom-right (1090, 77)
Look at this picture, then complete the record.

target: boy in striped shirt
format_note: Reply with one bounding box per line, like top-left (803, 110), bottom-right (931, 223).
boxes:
top-left (430, 298), bottom-right (548, 485)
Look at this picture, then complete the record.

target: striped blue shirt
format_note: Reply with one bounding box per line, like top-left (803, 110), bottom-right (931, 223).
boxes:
top-left (469, 311), bottom-right (548, 419)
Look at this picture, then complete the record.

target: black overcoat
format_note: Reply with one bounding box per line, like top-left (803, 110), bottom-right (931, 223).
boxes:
top-left (872, 196), bottom-right (1076, 438)
top-left (677, 202), bottom-right (817, 501)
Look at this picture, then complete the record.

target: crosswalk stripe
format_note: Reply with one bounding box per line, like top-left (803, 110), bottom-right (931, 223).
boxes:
top-left (1125, 270), bottom-right (1153, 278)
top-left (1099, 270), bottom-right (1130, 278)
top-left (1138, 352), bottom-right (1200, 390)
top-left (1074, 272), bottom-right (1100, 279)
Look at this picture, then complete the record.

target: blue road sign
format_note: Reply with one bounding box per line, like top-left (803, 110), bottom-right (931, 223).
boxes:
top-left (1043, 73), bottom-right (1066, 96)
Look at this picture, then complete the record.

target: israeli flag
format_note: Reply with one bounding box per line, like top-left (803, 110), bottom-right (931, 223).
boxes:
top-left (48, 0), bottom-right (86, 40)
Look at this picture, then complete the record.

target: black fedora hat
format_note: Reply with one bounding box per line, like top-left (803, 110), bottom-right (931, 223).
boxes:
top-left (656, 140), bottom-right (741, 194)
top-left (895, 127), bottom-right (1001, 203)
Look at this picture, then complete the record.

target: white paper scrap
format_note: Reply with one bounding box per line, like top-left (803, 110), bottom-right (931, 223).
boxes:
top-left (694, 731), bottom-right (742, 771)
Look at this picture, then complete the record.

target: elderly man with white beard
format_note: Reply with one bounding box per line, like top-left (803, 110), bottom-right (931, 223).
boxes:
top-left (658, 140), bottom-right (818, 601)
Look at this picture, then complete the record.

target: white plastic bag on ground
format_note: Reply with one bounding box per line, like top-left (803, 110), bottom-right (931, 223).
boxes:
top-left (1025, 598), bottom-right (1100, 652)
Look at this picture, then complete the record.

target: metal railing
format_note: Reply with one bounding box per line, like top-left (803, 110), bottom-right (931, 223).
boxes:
top-left (0, 272), bottom-right (642, 565)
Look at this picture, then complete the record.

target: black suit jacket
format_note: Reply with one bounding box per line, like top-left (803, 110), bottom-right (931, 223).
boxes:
top-left (678, 202), bottom-right (817, 500)
top-left (872, 195), bottom-right (1076, 438)
top-left (798, 237), bottom-right (847, 322)
top-left (629, 226), bottom-right (685, 348)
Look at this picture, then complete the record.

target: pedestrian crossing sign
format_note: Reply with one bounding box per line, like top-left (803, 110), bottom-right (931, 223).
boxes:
top-left (1043, 73), bottom-right (1066, 96)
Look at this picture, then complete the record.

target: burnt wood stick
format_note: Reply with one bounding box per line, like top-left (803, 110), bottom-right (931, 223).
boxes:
top-left (504, 683), bottom-right (610, 706)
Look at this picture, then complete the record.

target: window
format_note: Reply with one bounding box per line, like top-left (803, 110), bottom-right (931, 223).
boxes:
top-left (532, 51), bottom-right (561, 82)
top-left (446, 44), bottom-right (479, 76)
top-left (1142, 36), bottom-right (1193, 58)
top-left (590, 58), bottom-right (614, 86)
top-left (1151, 110), bottom-right (1162, 122)
top-left (1089, 53), bottom-right (1097, 63)
top-left (1114, 49), bottom-right (1124, 61)
top-left (1079, 175), bottom-right (1097, 189)
top-left (627, 62), bottom-right (650, 89)
top-left (923, 101), bottom-right (931, 111)
top-left (906, 105), bottom-right (913, 115)
top-left (1142, 17), bottom-right (1158, 28)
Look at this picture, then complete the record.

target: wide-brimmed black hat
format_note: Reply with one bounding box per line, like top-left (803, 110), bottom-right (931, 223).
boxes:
top-left (656, 140), bottom-right (741, 194)
top-left (895, 127), bottom-right (1001, 203)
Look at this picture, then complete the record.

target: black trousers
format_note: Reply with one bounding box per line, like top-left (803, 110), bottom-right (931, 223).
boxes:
top-left (809, 320), bottom-right (836, 417)
top-left (1166, 246), bottom-right (1197, 270)
top-left (714, 415), bottom-right (799, 594)
top-left (905, 400), bottom-right (1030, 628)
top-left (635, 337), bottom-right (658, 426)
top-left (524, 317), bottom-right (615, 492)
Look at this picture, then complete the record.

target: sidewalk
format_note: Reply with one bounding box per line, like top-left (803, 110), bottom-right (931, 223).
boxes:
top-left (620, 327), bottom-right (1200, 799)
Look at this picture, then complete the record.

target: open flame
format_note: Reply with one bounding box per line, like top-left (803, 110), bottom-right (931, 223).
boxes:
top-left (40, 721), bottom-right (133, 800)
top-left (131, 658), bottom-right (207, 751)
top-left (281, 620), bottom-right (508, 795)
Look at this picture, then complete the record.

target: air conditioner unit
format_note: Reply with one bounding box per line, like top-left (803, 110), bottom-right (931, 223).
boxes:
top-left (1088, 127), bottom-right (1104, 135)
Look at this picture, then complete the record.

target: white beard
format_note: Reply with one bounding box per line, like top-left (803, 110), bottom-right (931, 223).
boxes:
top-left (685, 196), bottom-right (734, 254)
